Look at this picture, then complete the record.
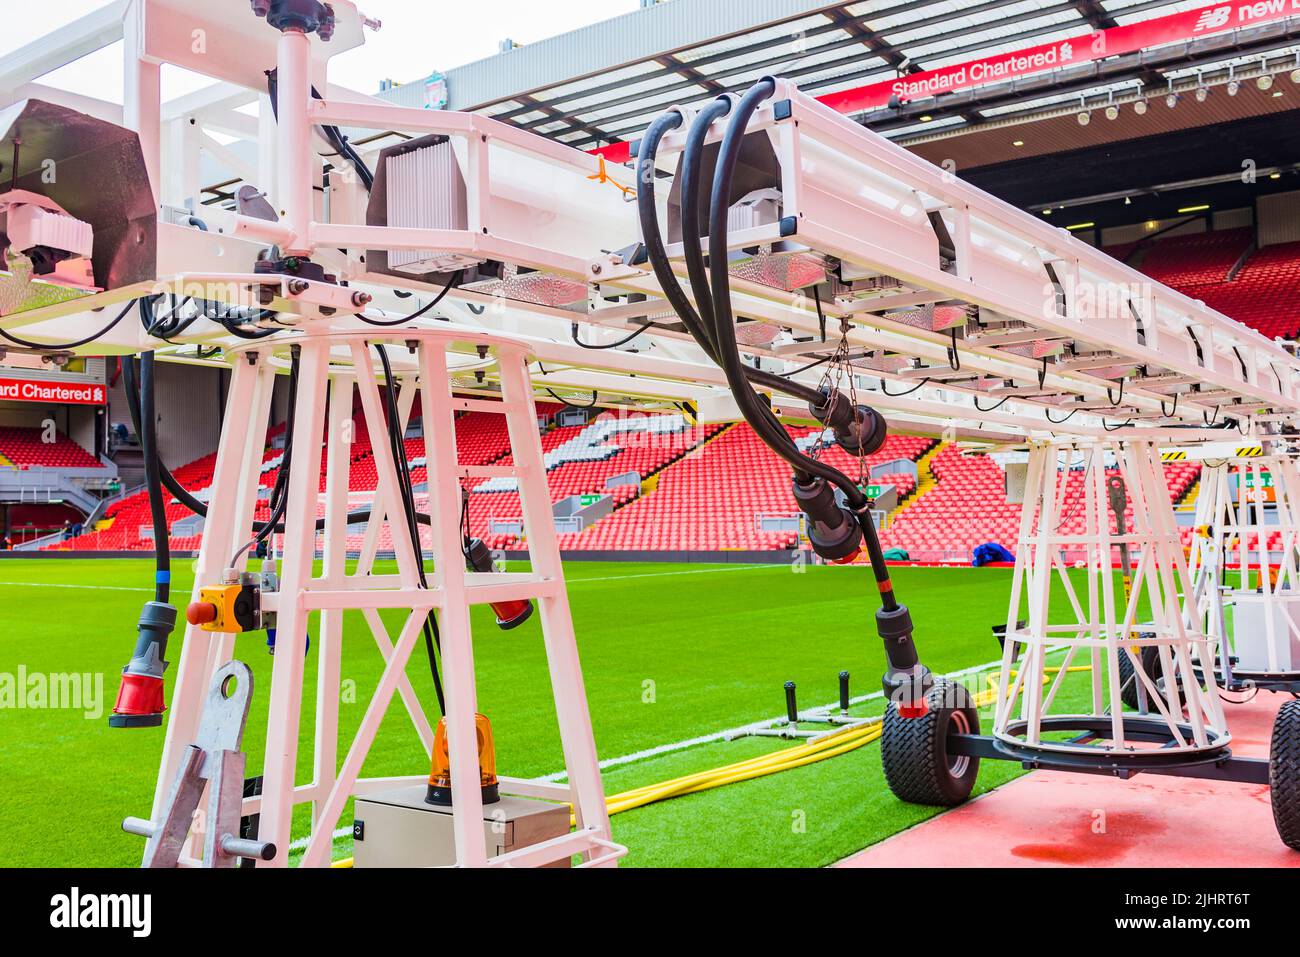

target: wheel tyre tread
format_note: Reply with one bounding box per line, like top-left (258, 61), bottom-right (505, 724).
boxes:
top-left (1119, 645), bottom-right (1177, 711)
top-left (881, 679), bottom-right (980, 807)
top-left (1270, 699), bottom-right (1300, 852)
top-left (1118, 649), bottom-right (1140, 710)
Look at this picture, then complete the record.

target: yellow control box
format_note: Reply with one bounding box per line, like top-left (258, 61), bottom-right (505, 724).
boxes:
top-left (188, 583), bottom-right (258, 634)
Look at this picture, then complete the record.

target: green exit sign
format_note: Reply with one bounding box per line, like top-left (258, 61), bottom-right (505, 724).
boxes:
top-left (863, 484), bottom-right (885, 499)
top-left (578, 494), bottom-right (603, 506)
top-left (1244, 472), bottom-right (1274, 489)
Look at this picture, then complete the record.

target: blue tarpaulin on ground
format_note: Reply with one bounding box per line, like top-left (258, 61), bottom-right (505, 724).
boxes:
top-left (972, 542), bottom-right (1015, 566)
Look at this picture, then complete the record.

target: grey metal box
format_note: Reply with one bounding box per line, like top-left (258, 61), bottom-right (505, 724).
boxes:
top-left (1232, 592), bottom-right (1300, 672)
top-left (352, 785), bottom-right (570, 868)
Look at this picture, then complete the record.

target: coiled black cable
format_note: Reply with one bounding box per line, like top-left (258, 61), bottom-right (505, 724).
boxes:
top-left (633, 107), bottom-right (824, 410)
top-left (637, 79), bottom-right (905, 609)
top-left (702, 80), bottom-right (870, 508)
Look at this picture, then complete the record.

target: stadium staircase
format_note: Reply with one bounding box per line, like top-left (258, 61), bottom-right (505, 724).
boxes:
top-left (886, 440), bottom-right (941, 522)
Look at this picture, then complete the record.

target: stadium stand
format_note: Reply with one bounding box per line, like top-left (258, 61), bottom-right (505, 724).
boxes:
top-left (1193, 240), bottom-right (1300, 341)
top-left (1109, 227), bottom-right (1300, 341)
top-left (49, 393), bottom-right (1218, 561)
top-left (0, 426), bottom-right (103, 470)
top-left (559, 426), bottom-right (932, 552)
top-left (879, 445), bottom-right (1201, 561)
top-left (1116, 227), bottom-right (1252, 288)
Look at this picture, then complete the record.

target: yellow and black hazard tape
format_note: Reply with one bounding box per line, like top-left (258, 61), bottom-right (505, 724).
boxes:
top-left (1235, 446), bottom-right (1264, 458)
top-left (1161, 450), bottom-right (1188, 461)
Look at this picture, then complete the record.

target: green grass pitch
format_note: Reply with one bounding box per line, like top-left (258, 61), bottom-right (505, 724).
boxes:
top-left (0, 558), bottom-right (1100, 867)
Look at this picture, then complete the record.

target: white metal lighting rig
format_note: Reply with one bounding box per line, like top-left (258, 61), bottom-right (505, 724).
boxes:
top-left (1, 0), bottom-right (1298, 864)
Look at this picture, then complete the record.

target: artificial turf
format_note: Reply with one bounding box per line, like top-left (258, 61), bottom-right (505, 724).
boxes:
top-left (0, 558), bottom-right (1103, 868)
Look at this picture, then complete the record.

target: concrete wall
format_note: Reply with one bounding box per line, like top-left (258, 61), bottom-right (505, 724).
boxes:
top-left (1258, 190), bottom-right (1300, 248)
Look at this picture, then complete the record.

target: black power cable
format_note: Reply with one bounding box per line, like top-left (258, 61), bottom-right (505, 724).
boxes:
top-left (703, 81), bottom-right (870, 510)
top-left (781, 354), bottom-right (834, 378)
top-left (881, 376), bottom-right (930, 397)
top-left (374, 343), bottom-right (446, 715)
top-left (266, 70), bottom-right (374, 191)
top-left (544, 387), bottom-right (599, 409)
top-left (139, 353), bottom-right (169, 602)
top-left (253, 348), bottom-right (300, 548)
top-left (121, 356), bottom-right (385, 537)
top-left (632, 105), bottom-right (825, 412)
top-left (570, 321), bottom-right (655, 350)
top-left (355, 271), bottom-right (462, 327)
top-left (639, 79), bottom-right (931, 709)
top-left (0, 297), bottom-right (137, 351)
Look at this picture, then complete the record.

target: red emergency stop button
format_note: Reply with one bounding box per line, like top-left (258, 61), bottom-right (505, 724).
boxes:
top-left (186, 601), bottom-right (218, 626)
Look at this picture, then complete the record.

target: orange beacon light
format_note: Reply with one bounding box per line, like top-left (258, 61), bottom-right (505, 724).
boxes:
top-left (426, 713), bottom-right (500, 806)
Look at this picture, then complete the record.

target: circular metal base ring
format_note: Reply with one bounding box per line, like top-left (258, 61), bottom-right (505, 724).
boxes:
top-left (994, 715), bottom-right (1232, 772)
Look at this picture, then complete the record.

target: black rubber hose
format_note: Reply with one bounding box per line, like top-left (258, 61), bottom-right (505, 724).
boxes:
top-left (267, 70), bottom-right (374, 191)
top-left (703, 80), bottom-right (867, 507)
top-left (705, 80), bottom-right (899, 608)
top-left (122, 357), bottom-right (385, 536)
top-left (677, 98), bottom-right (817, 461)
top-left (138, 353), bottom-right (170, 604)
top-left (253, 349), bottom-right (300, 546)
top-left (633, 108), bottom-right (824, 410)
top-left (680, 96), bottom-right (733, 356)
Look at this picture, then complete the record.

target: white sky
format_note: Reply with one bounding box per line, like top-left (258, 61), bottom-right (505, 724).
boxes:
top-left (3, 0), bottom-right (630, 102)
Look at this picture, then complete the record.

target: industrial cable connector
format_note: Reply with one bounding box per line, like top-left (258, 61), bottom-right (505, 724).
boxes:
top-left (464, 537), bottom-right (535, 630)
top-left (876, 604), bottom-right (933, 718)
top-left (809, 386), bottom-right (887, 456)
top-left (108, 601), bottom-right (177, 728)
top-left (251, 0), bottom-right (336, 39)
top-left (792, 476), bottom-right (862, 563)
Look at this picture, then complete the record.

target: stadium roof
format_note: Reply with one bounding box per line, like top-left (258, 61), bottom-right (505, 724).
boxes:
top-left (379, 0), bottom-right (1300, 160)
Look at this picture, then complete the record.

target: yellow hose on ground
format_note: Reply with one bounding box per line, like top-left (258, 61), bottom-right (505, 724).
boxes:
top-left (329, 664), bottom-right (1092, 867)
top-left (597, 665), bottom-right (1090, 821)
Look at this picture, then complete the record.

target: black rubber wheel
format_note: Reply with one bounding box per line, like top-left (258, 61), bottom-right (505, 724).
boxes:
top-left (1270, 698), bottom-right (1300, 851)
top-left (1119, 644), bottom-right (1182, 711)
top-left (881, 679), bottom-right (980, 806)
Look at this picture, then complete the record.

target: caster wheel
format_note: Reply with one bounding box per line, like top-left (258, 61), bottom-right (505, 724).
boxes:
top-left (881, 679), bottom-right (980, 806)
top-left (1119, 643), bottom-right (1159, 710)
top-left (1119, 643), bottom-right (1183, 712)
top-left (1270, 698), bottom-right (1300, 851)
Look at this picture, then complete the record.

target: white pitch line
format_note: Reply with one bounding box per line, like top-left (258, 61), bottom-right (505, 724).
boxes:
top-left (566, 564), bottom-right (784, 584)
top-left (0, 563), bottom-right (787, 594)
top-left (0, 580), bottom-right (150, 592)
top-left (288, 826), bottom-right (352, 853)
